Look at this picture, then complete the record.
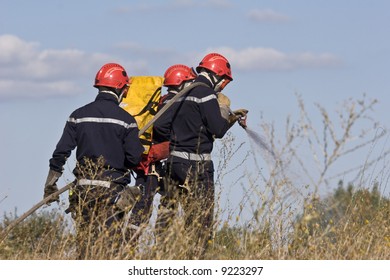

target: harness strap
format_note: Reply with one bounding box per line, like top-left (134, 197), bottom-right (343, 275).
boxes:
top-left (179, 165), bottom-right (192, 192)
top-left (148, 163), bottom-right (163, 181)
top-left (133, 87), bottom-right (161, 117)
top-left (138, 82), bottom-right (209, 136)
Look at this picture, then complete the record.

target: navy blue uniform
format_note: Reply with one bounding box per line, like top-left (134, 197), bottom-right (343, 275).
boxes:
top-left (155, 76), bottom-right (230, 257)
top-left (49, 92), bottom-right (144, 185)
top-left (169, 76), bottom-right (230, 154)
top-left (49, 91), bottom-right (144, 259)
top-left (153, 92), bottom-right (176, 144)
top-left (163, 75), bottom-right (230, 183)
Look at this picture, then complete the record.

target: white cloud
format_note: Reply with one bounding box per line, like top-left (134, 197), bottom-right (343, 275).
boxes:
top-left (206, 47), bottom-right (341, 71)
top-left (0, 35), bottom-right (125, 100)
top-left (0, 34), bottom-right (38, 64)
top-left (0, 79), bottom-right (81, 99)
top-left (247, 9), bottom-right (290, 23)
top-left (0, 34), bottom-right (341, 100)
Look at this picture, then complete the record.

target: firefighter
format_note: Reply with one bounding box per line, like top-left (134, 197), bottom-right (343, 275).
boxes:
top-left (129, 64), bottom-right (197, 242)
top-left (155, 53), bottom-right (247, 258)
top-left (43, 62), bottom-right (144, 259)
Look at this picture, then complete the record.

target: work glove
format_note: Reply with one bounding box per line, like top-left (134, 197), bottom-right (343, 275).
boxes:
top-left (44, 169), bottom-right (62, 204)
top-left (228, 114), bottom-right (240, 125)
top-left (228, 109), bottom-right (249, 127)
top-left (233, 109), bottom-right (248, 117)
top-left (217, 92), bottom-right (231, 107)
top-left (148, 141), bottom-right (170, 162)
top-left (116, 185), bottom-right (143, 212)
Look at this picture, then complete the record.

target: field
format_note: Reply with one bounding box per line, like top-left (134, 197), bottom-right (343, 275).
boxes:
top-left (1, 95), bottom-right (389, 260)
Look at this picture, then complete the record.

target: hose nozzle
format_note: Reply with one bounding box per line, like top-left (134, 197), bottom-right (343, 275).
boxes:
top-left (230, 108), bottom-right (249, 130)
top-left (238, 114), bottom-right (247, 129)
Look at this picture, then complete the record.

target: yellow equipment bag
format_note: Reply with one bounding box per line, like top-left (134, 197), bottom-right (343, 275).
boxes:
top-left (120, 76), bottom-right (164, 154)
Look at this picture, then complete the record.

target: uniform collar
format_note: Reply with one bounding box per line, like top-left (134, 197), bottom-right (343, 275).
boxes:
top-left (96, 91), bottom-right (120, 104)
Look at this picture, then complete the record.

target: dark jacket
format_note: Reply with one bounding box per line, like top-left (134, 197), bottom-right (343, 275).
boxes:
top-left (161, 76), bottom-right (230, 156)
top-left (153, 91), bottom-right (176, 144)
top-left (49, 92), bottom-right (144, 185)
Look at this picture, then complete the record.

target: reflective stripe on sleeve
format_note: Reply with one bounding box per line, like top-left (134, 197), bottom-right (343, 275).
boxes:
top-left (175, 94), bottom-right (216, 104)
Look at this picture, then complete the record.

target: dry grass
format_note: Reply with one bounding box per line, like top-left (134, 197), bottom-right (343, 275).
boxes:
top-left (1, 94), bottom-right (389, 260)
top-left (1, 185), bottom-right (388, 260)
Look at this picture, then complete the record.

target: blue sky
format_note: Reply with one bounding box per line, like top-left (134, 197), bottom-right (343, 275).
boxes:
top-left (1, 0), bottom-right (389, 223)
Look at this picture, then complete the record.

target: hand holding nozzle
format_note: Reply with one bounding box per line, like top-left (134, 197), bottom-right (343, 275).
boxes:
top-left (229, 108), bottom-right (248, 129)
top-left (217, 92), bottom-right (248, 129)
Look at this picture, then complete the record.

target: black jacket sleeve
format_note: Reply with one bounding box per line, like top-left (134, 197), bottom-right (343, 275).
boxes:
top-left (199, 89), bottom-right (230, 139)
top-left (49, 117), bottom-right (77, 173)
top-left (123, 118), bottom-right (144, 168)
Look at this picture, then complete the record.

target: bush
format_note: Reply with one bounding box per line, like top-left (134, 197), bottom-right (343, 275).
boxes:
top-left (289, 183), bottom-right (390, 259)
top-left (0, 209), bottom-right (75, 259)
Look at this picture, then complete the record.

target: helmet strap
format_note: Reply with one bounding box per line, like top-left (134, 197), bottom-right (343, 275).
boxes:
top-left (199, 71), bottom-right (214, 85)
top-left (117, 91), bottom-right (125, 103)
top-left (167, 85), bottom-right (180, 94)
top-left (118, 85), bottom-right (129, 103)
top-left (199, 70), bottom-right (225, 91)
top-left (216, 78), bottom-right (229, 91)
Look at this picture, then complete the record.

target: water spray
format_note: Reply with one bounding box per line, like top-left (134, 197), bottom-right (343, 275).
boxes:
top-left (231, 109), bottom-right (278, 165)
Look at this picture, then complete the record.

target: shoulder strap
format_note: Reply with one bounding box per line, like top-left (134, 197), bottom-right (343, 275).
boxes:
top-left (138, 82), bottom-right (208, 136)
top-left (133, 87), bottom-right (161, 117)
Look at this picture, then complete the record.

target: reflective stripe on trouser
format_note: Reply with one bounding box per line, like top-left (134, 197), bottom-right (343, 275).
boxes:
top-left (77, 179), bottom-right (111, 188)
top-left (170, 151), bottom-right (211, 161)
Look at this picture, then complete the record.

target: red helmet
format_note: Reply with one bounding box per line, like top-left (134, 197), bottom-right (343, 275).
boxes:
top-left (94, 63), bottom-right (129, 89)
top-left (163, 64), bottom-right (197, 86)
top-left (196, 53), bottom-right (233, 81)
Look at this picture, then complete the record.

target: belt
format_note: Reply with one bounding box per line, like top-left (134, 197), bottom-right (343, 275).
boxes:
top-left (77, 179), bottom-right (111, 188)
top-left (170, 151), bottom-right (211, 161)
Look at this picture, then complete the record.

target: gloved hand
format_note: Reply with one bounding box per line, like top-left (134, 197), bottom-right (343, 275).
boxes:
top-left (232, 109), bottom-right (248, 117)
top-left (149, 141), bottom-right (170, 162)
top-left (228, 113), bottom-right (240, 125)
top-left (217, 92), bottom-right (231, 107)
top-left (44, 169), bottom-right (62, 204)
top-left (116, 185), bottom-right (143, 211)
top-left (228, 109), bottom-right (249, 127)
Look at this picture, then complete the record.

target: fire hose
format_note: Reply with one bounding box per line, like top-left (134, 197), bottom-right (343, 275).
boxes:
top-left (0, 82), bottom-right (208, 242)
top-left (0, 83), bottom-right (247, 242)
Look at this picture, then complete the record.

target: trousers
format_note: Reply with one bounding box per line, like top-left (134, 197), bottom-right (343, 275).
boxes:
top-left (155, 157), bottom-right (215, 259)
top-left (68, 182), bottom-right (125, 259)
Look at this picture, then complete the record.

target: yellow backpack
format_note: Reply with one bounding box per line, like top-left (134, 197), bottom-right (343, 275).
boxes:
top-left (120, 76), bottom-right (164, 155)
